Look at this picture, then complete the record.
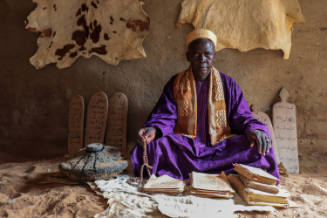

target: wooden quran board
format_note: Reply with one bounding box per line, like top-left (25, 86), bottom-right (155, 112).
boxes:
top-left (105, 92), bottom-right (128, 155)
top-left (84, 91), bottom-right (108, 146)
top-left (251, 105), bottom-right (280, 164)
top-left (273, 88), bottom-right (299, 173)
top-left (68, 95), bottom-right (85, 155)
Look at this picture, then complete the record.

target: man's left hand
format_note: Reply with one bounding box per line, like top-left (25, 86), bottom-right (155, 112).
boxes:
top-left (246, 130), bottom-right (271, 155)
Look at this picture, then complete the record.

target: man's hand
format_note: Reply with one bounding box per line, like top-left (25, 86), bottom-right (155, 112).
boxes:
top-left (137, 127), bottom-right (157, 145)
top-left (246, 130), bottom-right (271, 155)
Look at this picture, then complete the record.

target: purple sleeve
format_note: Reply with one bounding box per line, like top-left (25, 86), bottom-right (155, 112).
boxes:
top-left (222, 73), bottom-right (270, 138)
top-left (144, 76), bottom-right (178, 137)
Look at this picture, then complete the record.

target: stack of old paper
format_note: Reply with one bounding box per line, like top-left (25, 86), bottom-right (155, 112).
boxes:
top-left (142, 174), bottom-right (185, 194)
top-left (239, 176), bottom-right (279, 194)
top-left (233, 164), bottom-right (279, 185)
top-left (190, 171), bottom-right (235, 198)
top-left (229, 164), bottom-right (289, 208)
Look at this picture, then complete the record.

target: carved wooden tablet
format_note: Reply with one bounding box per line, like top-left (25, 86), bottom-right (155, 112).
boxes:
top-left (251, 105), bottom-right (280, 164)
top-left (105, 92), bottom-right (128, 155)
top-left (273, 88), bottom-right (299, 173)
top-left (84, 91), bottom-right (108, 146)
top-left (68, 95), bottom-right (85, 155)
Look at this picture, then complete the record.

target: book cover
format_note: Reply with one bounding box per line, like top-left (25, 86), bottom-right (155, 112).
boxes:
top-left (239, 175), bottom-right (280, 194)
top-left (233, 163), bottom-right (279, 185)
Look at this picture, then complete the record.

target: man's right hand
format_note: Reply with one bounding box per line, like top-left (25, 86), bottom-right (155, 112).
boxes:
top-left (137, 127), bottom-right (157, 145)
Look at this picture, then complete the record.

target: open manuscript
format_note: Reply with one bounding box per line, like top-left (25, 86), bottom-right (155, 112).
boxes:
top-left (142, 174), bottom-right (185, 194)
top-left (190, 171), bottom-right (235, 198)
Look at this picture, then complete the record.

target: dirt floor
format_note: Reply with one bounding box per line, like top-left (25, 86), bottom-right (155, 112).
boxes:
top-left (0, 152), bottom-right (326, 218)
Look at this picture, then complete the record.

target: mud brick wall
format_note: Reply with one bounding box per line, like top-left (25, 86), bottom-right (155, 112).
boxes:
top-left (0, 0), bottom-right (326, 159)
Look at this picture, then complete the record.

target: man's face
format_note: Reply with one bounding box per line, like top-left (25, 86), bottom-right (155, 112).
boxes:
top-left (187, 38), bottom-right (215, 80)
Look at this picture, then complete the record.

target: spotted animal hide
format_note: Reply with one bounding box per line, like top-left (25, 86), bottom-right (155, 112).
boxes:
top-left (177, 0), bottom-right (304, 59)
top-left (26, 0), bottom-right (150, 69)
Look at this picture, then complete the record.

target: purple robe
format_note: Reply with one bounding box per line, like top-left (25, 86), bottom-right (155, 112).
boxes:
top-left (131, 72), bottom-right (280, 181)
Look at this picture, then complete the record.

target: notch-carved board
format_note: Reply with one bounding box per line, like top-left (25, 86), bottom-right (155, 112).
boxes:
top-left (273, 88), bottom-right (299, 173)
top-left (68, 95), bottom-right (85, 155)
top-left (251, 105), bottom-right (280, 164)
top-left (84, 91), bottom-right (108, 146)
top-left (106, 92), bottom-right (128, 155)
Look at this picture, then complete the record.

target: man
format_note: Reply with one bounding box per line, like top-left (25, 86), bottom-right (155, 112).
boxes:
top-left (131, 29), bottom-right (279, 181)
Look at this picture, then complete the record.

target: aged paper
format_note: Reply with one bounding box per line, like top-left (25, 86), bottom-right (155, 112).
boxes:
top-left (191, 172), bottom-right (234, 193)
top-left (234, 164), bottom-right (279, 185)
top-left (93, 175), bottom-right (276, 218)
top-left (228, 174), bottom-right (289, 208)
top-left (142, 174), bottom-right (185, 194)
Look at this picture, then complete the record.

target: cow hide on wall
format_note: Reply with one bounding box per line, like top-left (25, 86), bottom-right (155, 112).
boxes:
top-left (177, 0), bottom-right (304, 59)
top-left (26, 0), bottom-right (150, 69)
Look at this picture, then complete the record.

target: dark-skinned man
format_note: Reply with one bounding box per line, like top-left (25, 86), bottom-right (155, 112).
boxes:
top-left (131, 29), bottom-right (280, 181)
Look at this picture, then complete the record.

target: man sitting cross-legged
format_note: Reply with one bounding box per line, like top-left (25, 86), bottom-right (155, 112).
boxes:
top-left (131, 29), bottom-right (280, 181)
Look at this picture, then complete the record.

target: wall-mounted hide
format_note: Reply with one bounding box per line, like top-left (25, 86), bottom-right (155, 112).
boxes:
top-left (177, 0), bottom-right (304, 59)
top-left (26, 0), bottom-right (150, 69)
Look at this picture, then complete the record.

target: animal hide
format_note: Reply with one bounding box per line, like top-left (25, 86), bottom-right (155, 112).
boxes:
top-left (26, 0), bottom-right (150, 69)
top-left (177, 0), bottom-right (304, 59)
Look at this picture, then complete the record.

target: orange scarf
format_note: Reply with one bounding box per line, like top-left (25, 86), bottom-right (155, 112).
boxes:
top-left (173, 67), bottom-right (232, 146)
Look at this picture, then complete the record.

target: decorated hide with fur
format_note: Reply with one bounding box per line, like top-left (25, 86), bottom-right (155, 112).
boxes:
top-left (177, 0), bottom-right (304, 59)
top-left (26, 0), bottom-right (149, 69)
